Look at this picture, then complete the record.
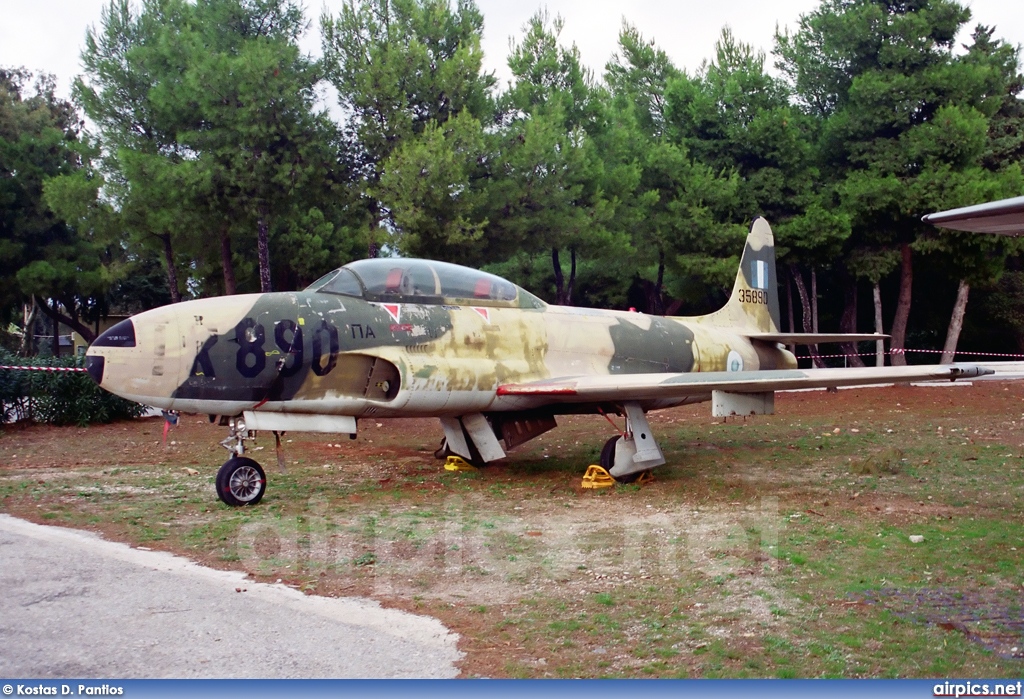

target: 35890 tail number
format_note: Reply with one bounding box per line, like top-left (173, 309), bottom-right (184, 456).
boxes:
top-left (737, 288), bottom-right (768, 305)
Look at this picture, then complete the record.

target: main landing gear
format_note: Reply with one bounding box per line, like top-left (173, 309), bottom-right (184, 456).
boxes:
top-left (590, 402), bottom-right (666, 485)
top-left (579, 436), bottom-right (651, 488)
top-left (216, 416), bottom-right (266, 506)
top-left (598, 435), bottom-right (641, 483)
top-left (434, 436), bottom-right (486, 470)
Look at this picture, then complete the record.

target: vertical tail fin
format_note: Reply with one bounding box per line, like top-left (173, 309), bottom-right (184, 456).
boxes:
top-left (703, 217), bottom-right (782, 332)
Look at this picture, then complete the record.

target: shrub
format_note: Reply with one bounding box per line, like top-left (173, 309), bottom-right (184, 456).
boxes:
top-left (0, 349), bottom-right (147, 426)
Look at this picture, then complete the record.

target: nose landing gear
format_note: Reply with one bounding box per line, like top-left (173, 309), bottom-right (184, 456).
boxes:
top-left (215, 416), bottom-right (267, 506)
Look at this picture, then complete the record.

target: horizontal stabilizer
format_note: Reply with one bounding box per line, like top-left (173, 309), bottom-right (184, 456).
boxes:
top-left (497, 364), bottom-right (991, 403)
top-left (745, 332), bottom-right (887, 344)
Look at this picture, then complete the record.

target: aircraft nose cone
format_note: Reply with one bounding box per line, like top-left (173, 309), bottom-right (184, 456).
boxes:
top-left (84, 354), bottom-right (104, 385)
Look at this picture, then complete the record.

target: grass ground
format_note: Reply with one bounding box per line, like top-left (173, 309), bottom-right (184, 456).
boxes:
top-left (1, 381), bottom-right (1023, 677)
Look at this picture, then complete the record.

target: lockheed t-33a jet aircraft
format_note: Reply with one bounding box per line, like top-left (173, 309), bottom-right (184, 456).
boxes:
top-left (85, 218), bottom-right (991, 505)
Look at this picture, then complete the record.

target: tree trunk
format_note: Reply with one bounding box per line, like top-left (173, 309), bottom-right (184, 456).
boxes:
top-left (160, 234), bottom-right (181, 304)
top-left (639, 279), bottom-right (659, 314)
top-left (368, 202), bottom-right (380, 259)
top-left (34, 296), bottom-right (96, 344)
top-left (811, 267), bottom-right (819, 334)
top-left (19, 301), bottom-right (38, 357)
top-left (785, 270), bottom-right (796, 355)
top-left (552, 247), bottom-right (565, 304)
top-left (790, 265), bottom-right (824, 368)
top-left (940, 280), bottom-right (970, 364)
top-left (565, 247), bottom-right (577, 306)
top-left (257, 210), bottom-right (273, 293)
top-left (220, 225), bottom-right (237, 295)
top-left (653, 251), bottom-right (666, 315)
top-left (51, 301), bottom-right (60, 358)
top-left (839, 274), bottom-right (865, 367)
top-left (664, 298), bottom-right (684, 315)
top-left (873, 282), bottom-right (884, 367)
top-left (889, 243), bottom-right (913, 366)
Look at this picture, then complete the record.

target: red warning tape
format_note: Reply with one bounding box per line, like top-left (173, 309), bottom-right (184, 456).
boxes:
top-left (894, 348), bottom-right (1024, 358)
top-left (813, 348), bottom-right (1024, 360)
top-left (0, 365), bottom-right (88, 372)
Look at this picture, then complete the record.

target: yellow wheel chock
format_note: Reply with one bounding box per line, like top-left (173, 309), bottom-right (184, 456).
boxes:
top-left (444, 455), bottom-right (478, 472)
top-left (581, 464), bottom-right (615, 489)
top-left (581, 465), bottom-right (655, 488)
top-left (636, 470), bottom-right (655, 485)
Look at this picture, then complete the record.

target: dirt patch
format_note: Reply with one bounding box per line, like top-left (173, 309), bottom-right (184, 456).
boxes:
top-left (2, 381), bottom-right (1023, 677)
top-left (859, 587), bottom-right (1024, 659)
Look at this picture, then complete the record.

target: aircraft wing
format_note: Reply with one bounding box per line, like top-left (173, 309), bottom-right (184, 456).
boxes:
top-left (745, 332), bottom-right (886, 344)
top-left (497, 365), bottom-right (992, 403)
top-left (922, 195), bottom-right (1024, 235)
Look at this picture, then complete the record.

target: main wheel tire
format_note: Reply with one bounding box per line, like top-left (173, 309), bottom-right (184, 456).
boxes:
top-left (216, 457), bottom-right (266, 506)
top-left (599, 435), bottom-right (642, 484)
top-left (460, 436), bottom-right (487, 468)
top-left (434, 432), bottom-right (487, 467)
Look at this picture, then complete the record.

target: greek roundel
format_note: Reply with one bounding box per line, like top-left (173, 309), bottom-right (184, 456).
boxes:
top-left (727, 350), bottom-right (744, 372)
top-left (751, 259), bottom-right (768, 290)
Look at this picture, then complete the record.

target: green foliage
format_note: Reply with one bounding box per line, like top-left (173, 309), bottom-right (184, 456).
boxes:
top-left (488, 12), bottom-right (633, 304)
top-left (774, 0), bottom-right (1024, 357)
top-left (376, 112), bottom-right (490, 263)
top-left (6, 0), bottom-right (1024, 354)
top-left (0, 68), bottom-right (108, 330)
top-left (504, 10), bottom-right (598, 129)
top-left (0, 349), bottom-right (146, 426)
top-left (322, 0), bottom-right (494, 150)
top-left (651, 29), bottom-right (805, 299)
top-left (67, 0), bottom-right (367, 299)
top-left (174, 0), bottom-right (347, 291)
top-left (668, 28), bottom-right (816, 227)
top-left (778, 0), bottom-right (1022, 230)
top-left (321, 0), bottom-right (494, 250)
top-left (605, 22), bottom-right (680, 138)
top-left (485, 251), bottom-right (633, 308)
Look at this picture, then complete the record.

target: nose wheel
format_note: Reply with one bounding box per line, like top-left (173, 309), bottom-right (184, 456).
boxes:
top-left (216, 456), bottom-right (267, 506)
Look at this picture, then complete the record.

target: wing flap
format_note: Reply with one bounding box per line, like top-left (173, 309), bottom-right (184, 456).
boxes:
top-left (497, 365), bottom-right (991, 403)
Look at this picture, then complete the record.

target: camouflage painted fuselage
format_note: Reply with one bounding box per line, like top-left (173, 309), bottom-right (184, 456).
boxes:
top-left (86, 290), bottom-right (797, 419)
top-left (86, 219), bottom-right (795, 420)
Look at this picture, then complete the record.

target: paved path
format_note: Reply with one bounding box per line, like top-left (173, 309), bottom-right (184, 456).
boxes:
top-left (0, 515), bottom-right (461, 678)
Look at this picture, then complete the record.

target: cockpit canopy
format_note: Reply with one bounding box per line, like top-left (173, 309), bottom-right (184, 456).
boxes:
top-left (306, 258), bottom-right (546, 309)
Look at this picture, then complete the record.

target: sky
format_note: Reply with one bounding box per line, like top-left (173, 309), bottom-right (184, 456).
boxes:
top-left (2, 0), bottom-right (1023, 102)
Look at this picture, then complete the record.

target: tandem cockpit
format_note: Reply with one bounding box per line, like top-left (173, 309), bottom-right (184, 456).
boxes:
top-left (305, 258), bottom-right (547, 309)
